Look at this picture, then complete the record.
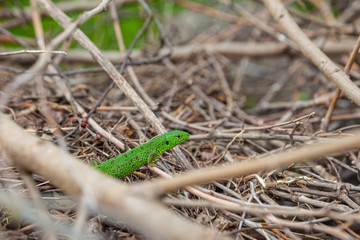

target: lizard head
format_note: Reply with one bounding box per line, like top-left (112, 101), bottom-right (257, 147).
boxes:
top-left (160, 130), bottom-right (190, 151)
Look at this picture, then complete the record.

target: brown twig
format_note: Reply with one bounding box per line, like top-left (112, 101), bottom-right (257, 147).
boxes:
top-left (321, 35), bottom-right (360, 131)
top-left (261, 0), bottom-right (360, 106)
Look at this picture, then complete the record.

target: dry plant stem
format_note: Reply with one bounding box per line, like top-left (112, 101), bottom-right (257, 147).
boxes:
top-left (255, 93), bottom-right (333, 112)
top-left (110, 2), bottom-right (156, 106)
top-left (0, 113), bottom-right (225, 240)
top-left (176, 0), bottom-right (240, 23)
top-left (30, 0), bottom-right (55, 134)
top-left (210, 57), bottom-right (233, 114)
top-left (42, 0), bottom-right (136, 13)
top-left (321, 35), bottom-right (360, 131)
top-left (180, 0), bottom-right (294, 49)
top-left (0, 0), bottom-right (136, 29)
top-left (161, 110), bottom-right (212, 132)
top-left (272, 190), bottom-right (352, 212)
top-left (49, 0), bottom-right (112, 52)
top-left (125, 112), bottom-right (146, 144)
top-left (258, 61), bottom-right (303, 107)
top-left (30, 0), bottom-right (67, 147)
top-left (36, 0), bottom-right (192, 170)
top-left (137, 0), bottom-right (173, 51)
top-left (308, 0), bottom-right (334, 22)
top-left (0, 28), bottom-right (31, 49)
top-left (223, 112), bottom-right (315, 132)
top-left (141, 130), bottom-right (360, 197)
top-left (166, 41), bottom-right (288, 59)
top-left (109, 2), bottom-right (156, 107)
top-left (232, 57), bottom-right (248, 93)
top-left (0, 49), bottom-right (66, 56)
top-left (162, 198), bottom-right (360, 222)
top-left (320, 90), bottom-right (340, 132)
top-left (0, 52), bottom-right (50, 108)
top-left (190, 132), bottom-right (315, 142)
top-left (30, 0), bottom-right (44, 48)
top-left (288, 7), bottom-right (346, 29)
top-left (265, 215), bottom-right (353, 240)
top-left (148, 163), bottom-right (360, 222)
top-left (149, 165), bottom-right (243, 207)
top-left (261, 0), bottom-right (360, 107)
top-left (225, 212), bottom-right (276, 240)
top-left (0, 191), bottom-right (86, 239)
top-left (7, 39), bottom-right (357, 65)
top-left (337, 220), bottom-right (360, 239)
top-left (84, 12), bottom-right (152, 120)
top-left (0, 0), bottom-right (110, 107)
top-left (232, 2), bottom-right (296, 49)
top-left (37, 70), bottom-right (100, 225)
top-left (84, 8), bottom-right (169, 120)
top-left (21, 172), bottom-right (58, 240)
top-left (47, 59), bottom-right (125, 150)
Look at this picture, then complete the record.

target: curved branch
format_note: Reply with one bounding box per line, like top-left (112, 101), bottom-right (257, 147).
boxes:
top-left (261, 0), bottom-right (360, 106)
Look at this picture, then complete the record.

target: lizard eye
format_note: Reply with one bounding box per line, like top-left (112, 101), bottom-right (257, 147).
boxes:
top-left (177, 135), bottom-right (181, 138)
top-left (165, 141), bottom-right (169, 145)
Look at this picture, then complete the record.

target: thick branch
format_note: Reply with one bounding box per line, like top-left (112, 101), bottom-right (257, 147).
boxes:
top-left (0, 112), bottom-right (225, 240)
top-left (140, 132), bottom-right (360, 196)
top-left (262, 0), bottom-right (360, 106)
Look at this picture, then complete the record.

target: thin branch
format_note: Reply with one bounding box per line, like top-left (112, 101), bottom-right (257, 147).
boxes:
top-left (0, 49), bottom-right (66, 56)
top-left (321, 34), bottom-right (360, 131)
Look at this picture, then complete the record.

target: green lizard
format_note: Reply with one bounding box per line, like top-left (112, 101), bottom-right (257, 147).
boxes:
top-left (93, 130), bottom-right (189, 179)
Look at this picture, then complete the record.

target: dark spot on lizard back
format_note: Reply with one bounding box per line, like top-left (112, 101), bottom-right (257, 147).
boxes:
top-left (166, 141), bottom-right (169, 145)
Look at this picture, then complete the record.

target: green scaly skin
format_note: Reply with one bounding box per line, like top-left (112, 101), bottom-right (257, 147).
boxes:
top-left (94, 130), bottom-right (189, 179)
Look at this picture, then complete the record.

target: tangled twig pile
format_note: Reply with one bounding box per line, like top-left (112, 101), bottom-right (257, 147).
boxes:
top-left (1, 0), bottom-right (360, 239)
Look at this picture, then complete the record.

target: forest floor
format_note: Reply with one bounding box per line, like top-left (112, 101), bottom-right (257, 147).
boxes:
top-left (1, 0), bottom-right (360, 239)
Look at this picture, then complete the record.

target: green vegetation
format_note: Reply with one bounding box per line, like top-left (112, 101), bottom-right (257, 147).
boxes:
top-left (1, 0), bottom-right (190, 51)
